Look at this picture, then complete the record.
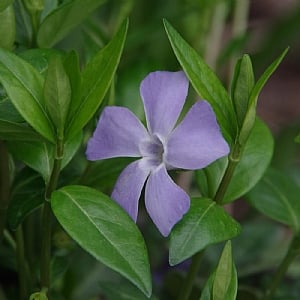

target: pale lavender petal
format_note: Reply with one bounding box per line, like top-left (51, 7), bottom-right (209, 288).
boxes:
top-left (166, 101), bottom-right (230, 170)
top-left (111, 159), bottom-right (150, 221)
top-left (145, 165), bottom-right (190, 236)
top-left (140, 71), bottom-right (188, 137)
top-left (86, 106), bottom-right (149, 160)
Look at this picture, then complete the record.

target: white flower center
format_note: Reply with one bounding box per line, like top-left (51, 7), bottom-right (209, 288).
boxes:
top-left (139, 134), bottom-right (165, 168)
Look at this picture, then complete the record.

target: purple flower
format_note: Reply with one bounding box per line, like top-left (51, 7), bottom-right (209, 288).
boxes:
top-left (86, 71), bottom-right (229, 236)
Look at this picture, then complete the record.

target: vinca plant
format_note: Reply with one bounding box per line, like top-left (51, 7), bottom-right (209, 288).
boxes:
top-left (1, 0), bottom-right (300, 300)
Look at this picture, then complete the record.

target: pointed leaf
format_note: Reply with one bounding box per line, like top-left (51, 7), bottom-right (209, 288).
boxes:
top-left (0, 48), bottom-right (55, 142)
top-left (200, 241), bottom-right (237, 300)
top-left (0, 120), bottom-right (44, 141)
top-left (239, 48), bottom-right (289, 144)
top-left (231, 54), bottom-right (254, 127)
top-left (246, 168), bottom-right (300, 231)
top-left (37, 0), bottom-right (106, 47)
top-left (63, 50), bottom-right (81, 119)
top-left (66, 19), bottom-right (128, 139)
top-left (44, 54), bottom-right (71, 137)
top-left (169, 198), bottom-right (241, 265)
top-left (164, 19), bottom-right (237, 143)
top-left (51, 185), bottom-right (152, 297)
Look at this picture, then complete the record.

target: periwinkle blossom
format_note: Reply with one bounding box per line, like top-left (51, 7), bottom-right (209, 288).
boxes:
top-left (86, 71), bottom-right (229, 236)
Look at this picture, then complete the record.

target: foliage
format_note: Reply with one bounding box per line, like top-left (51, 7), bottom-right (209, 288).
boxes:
top-left (0, 1), bottom-right (300, 299)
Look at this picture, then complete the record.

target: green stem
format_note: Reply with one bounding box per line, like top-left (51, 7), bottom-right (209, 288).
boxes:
top-left (263, 235), bottom-right (300, 300)
top-left (40, 139), bottom-right (63, 293)
top-left (0, 141), bottom-right (10, 242)
top-left (16, 226), bottom-right (28, 300)
top-left (214, 143), bottom-right (241, 204)
top-left (177, 251), bottom-right (204, 300)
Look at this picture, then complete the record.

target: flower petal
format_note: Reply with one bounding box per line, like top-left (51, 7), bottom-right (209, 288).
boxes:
top-left (140, 71), bottom-right (188, 137)
top-left (111, 159), bottom-right (150, 221)
top-left (145, 165), bottom-right (190, 236)
top-left (166, 101), bottom-right (230, 170)
top-left (86, 106), bottom-right (149, 160)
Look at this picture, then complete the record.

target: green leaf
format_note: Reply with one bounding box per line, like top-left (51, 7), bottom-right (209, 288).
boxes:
top-left (51, 185), bottom-right (152, 297)
top-left (0, 4), bottom-right (15, 50)
top-left (0, 120), bottom-right (44, 141)
top-left (66, 19), bottom-right (128, 139)
top-left (0, 48), bottom-right (55, 142)
top-left (0, 92), bottom-right (24, 122)
top-left (37, 0), bottom-right (106, 48)
top-left (44, 54), bottom-right (71, 137)
top-left (169, 198), bottom-right (241, 265)
top-left (239, 48), bottom-right (289, 144)
top-left (81, 157), bottom-right (135, 192)
top-left (196, 118), bottom-right (273, 203)
top-left (7, 131), bottom-right (82, 182)
top-left (8, 168), bottom-right (45, 230)
top-left (63, 50), bottom-right (81, 119)
top-left (163, 19), bottom-right (237, 143)
top-left (246, 168), bottom-right (300, 231)
top-left (100, 281), bottom-right (158, 300)
top-left (8, 141), bottom-right (54, 183)
top-left (0, 0), bottom-right (13, 11)
top-left (231, 54), bottom-right (255, 127)
top-left (200, 241), bottom-right (237, 300)
top-left (19, 48), bottom-right (63, 75)
top-left (223, 118), bottom-right (274, 203)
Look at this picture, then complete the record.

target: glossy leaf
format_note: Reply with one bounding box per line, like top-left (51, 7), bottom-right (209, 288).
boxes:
top-left (37, 0), bottom-right (106, 48)
top-left (231, 54), bottom-right (254, 127)
top-left (0, 120), bottom-right (44, 141)
top-left (200, 241), bottom-right (237, 300)
top-left (66, 19), bottom-right (128, 139)
top-left (164, 19), bottom-right (237, 143)
top-left (169, 198), bottom-right (241, 265)
top-left (63, 51), bottom-right (81, 119)
top-left (51, 185), bottom-right (152, 296)
top-left (223, 118), bottom-right (274, 203)
top-left (246, 168), bottom-right (300, 231)
top-left (7, 131), bottom-right (82, 182)
top-left (44, 54), bottom-right (71, 137)
top-left (8, 169), bottom-right (45, 230)
top-left (0, 4), bottom-right (15, 50)
top-left (8, 141), bottom-right (53, 183)
top-left (196, 119), bottom-right (273, 203)
top-left (239, 48), bottom-right (288, 144)
top-left (0, 48), bottom-right (55, 142)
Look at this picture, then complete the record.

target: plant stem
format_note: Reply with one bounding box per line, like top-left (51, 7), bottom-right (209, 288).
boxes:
top-left (214, 143), bottom-right (241, 204)
top-left (204, 1), bottom-right (228, 70)
top-left (263, 235), bottom-right (300, 300)
top-left (40, 139), bottom-right (63, 293)
top-left (228, 0), bottom-right (250, 81)
top-left (177, 251), bottom-right (204, 300)
top-left (16, 226), bottom-right (28, 300)
top-left (0, 141), bottom-right (10, 242)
